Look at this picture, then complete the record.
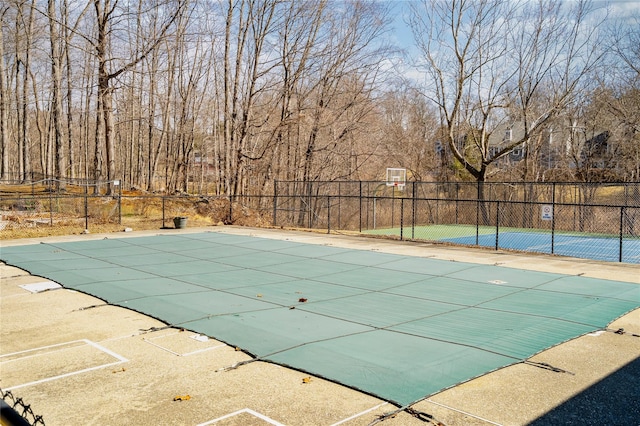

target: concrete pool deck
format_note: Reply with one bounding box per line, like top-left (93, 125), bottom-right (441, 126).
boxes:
top-left (1, 226), bottom-right (639, 425)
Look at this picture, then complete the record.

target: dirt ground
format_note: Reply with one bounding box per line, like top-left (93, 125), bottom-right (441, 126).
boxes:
top-left (0, 189), bottom-right (269, 240)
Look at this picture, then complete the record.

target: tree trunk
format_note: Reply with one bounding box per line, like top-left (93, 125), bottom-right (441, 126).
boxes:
top-left (49, 0), bottom-right (65, 189)
top-left (0, 8), bottom-right (9, 180)
top-left (18, 0), bottom-right (37, 181)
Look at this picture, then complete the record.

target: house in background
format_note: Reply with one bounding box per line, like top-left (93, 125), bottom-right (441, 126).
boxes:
top-left (431, 118), bottom-right (624, 180)
top-left (487, 121), bottom-right (527, 165)
top-left (487, 120), bottom-right (620, 177)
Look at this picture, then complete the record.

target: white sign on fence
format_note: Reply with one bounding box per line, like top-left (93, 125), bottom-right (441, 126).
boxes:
top-left (541, 204), bottom-right (553, 221)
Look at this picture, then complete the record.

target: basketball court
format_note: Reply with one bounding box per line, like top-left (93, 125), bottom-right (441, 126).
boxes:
top-left (1, 226), bottom-right (639, 425)
top-left (366, 168), bottom-right (640, 265)
top-left (366, 225), bottom-right (640, 264)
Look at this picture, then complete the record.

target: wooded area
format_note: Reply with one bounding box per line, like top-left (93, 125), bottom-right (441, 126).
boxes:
top-left (1, 0), bottom-right (638, 196)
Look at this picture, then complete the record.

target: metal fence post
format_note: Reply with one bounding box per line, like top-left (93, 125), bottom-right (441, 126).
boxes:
top-left (619, 206), bottom-right (625, 263)
top-left (337, 182), bottom-right (341, 230)
top-left (84, 187), bottom-right (89, 231)
top-left (495, 200), bottom-right (500, 250)
top-left (307, 181), bottom-right (312, 229)
top-left (400, 197), bottom-right (404, 241)
top-left (49, 186), bottom-right (53, 226)
top-left (455, 182), bottom-right (459, 224)
top-left (118, 181), bottom-right (122, 224)
top-left (359, 181), bottom-right (362, 233)
top-left (327, 195), bottom-right (331, 234)
top-left (476, 182), bottom-right (480, 245)
top-left (391, 185), bottom-right (395, 229)
top-left (551, 183), bottom-right (556, 254)
top-left (273, 180), bottom-right (277, 227)
top-left (412, 181), bottom-right (416, 239)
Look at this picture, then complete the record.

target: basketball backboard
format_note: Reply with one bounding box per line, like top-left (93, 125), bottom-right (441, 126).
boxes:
top-left (386, 168), bottom-right (406, 190)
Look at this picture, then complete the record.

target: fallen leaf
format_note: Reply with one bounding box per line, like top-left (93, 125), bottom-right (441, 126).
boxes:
top-left (173, 395), bottom-right (191, 401)
top-left (302, 377), bottom-right (312, 384)
top-left (298, 298), bottom-right (307, 303)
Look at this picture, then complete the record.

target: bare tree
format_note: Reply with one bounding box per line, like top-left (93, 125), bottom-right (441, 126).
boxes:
top-left (221, 0), bottom-right (282, 196)
top-left (143, 17), bottom-right (171, 192)
top-left (266, 0), bottom-right (326, 189)
top-left (609, 10), bottom-right (640, 77)
top-left (0, 7), bottom-right (10, 180)
top-left (170, 31), bottom-right (212, 193)
top-left (410, 0), bottom-right (607, 192)
top-left (13, 0), bottom-right (39, 181)
top-left (297, 1), bottom-right (392, 182)
top-left (378, 86), bottom-right (442, 181)
top-left (91, 0), bottom-right (185, 193)
top-left (62, 0), bottom-right (91, 180)
top-left (48, 0), bottom-right (64, 188)
top-left (602, 87), bottom-right (640, 181)
top-left (601, 10), bottom-right (640, 181)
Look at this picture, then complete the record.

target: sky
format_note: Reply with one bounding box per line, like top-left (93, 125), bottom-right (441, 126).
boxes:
top-left (383, 0), bottom-right (640, 84)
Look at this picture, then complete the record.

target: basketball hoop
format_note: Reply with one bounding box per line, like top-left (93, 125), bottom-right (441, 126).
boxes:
top-left (386, 168), bottom-right (406, 190)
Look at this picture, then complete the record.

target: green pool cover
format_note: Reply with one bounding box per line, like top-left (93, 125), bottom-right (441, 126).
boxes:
top-left (2, 232), bottom-right (638, 406)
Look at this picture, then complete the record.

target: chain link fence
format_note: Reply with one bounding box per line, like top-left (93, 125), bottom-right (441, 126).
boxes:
top-left (2, 179), bottom-right (639, 263)
top-left (1, 388), bottom-right (45, 426)
top-left (0, 193), bottom-right (267, 236)
top-left (0, 179), bottom-right (274, 237)
top-left (272, 181), bottom-right (640, 263)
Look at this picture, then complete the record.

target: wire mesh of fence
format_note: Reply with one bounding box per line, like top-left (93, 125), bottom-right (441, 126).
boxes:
top-left (2, 179), bottom-right (639, 263)
top-left (0, 191), bottom-right (272, 238)
top-left (0, 388), bottom-right (45, 426)
top-left (272, 181), bottom-right (640, 263)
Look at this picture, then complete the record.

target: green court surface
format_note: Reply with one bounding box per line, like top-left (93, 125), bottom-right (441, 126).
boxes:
top-left (2, 232), bottom-right (638, 406)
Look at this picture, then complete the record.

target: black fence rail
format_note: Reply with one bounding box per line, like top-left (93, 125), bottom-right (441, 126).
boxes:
top-left (273, 180), bottom-right (640, 206)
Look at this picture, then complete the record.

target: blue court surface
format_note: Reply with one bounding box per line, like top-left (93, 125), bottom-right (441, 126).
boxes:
top-left (366, 225), bottom-right (640, 264)
top-left (443, 232), bottom-right (640, 264)
top-left (1, 231), bottom-right (638, 407)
